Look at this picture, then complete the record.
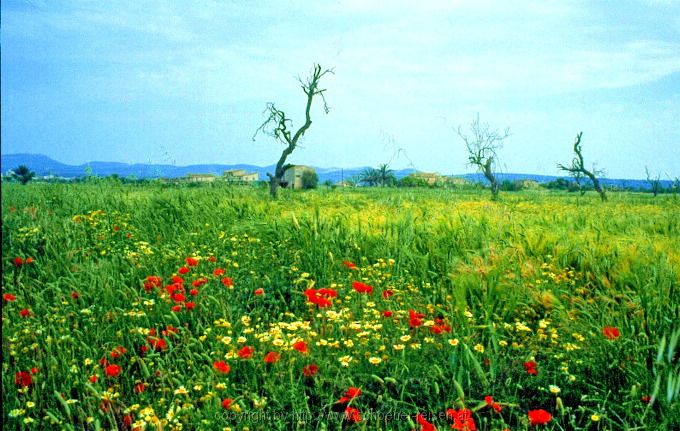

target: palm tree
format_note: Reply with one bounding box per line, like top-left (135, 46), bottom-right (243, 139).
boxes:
top-left (357, 168), bottom-right (379, 186)
top-left (375, 163), bottom-right (396, 187)
top-left (12, 165), bottom-right (35, 185)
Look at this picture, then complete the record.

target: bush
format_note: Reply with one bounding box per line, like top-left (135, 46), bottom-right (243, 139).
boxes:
top-left (301, 170), bottom-right (319, 189)
top-left (398, 176), bottom-right (430, 188)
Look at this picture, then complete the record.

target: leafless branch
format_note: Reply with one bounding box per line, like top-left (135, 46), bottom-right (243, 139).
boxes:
top-left (252, 64), bottom-right (333, 198)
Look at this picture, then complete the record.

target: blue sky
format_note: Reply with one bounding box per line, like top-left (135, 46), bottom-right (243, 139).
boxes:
top-left (2, 0), bottom-right (679, 179)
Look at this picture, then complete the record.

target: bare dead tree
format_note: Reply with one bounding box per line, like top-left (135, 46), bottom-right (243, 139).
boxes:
top-left (557, 132), bottom-right (607, 201)
top-left (457, 114), bottom-right (510, 200)
top-left (667, 174), bottom-right (679, 197)
top-left (645, 166), bottom-right (662, 197)
top-left (253, 64), bottom-right (332, 198)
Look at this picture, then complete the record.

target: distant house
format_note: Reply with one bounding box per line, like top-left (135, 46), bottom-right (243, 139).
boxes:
top-left (223, 169), bottom-right (259, 183)
top-left (336, 180), bottom-right (355, 188)
top-left (186, 173), bottom-right (217, 183)
top-left (283, 165), bottom-right (316, 189)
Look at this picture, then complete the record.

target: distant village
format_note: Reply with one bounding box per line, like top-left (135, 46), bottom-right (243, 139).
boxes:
top-left (164, 166), bottom-right (320, 189)
top-left (162, 166), bottom-right (478, 189)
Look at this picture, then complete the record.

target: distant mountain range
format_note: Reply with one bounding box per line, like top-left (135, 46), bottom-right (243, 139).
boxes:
top-left (0, 153), bottom-right (382, 184)
top-left (0, 153), bottom-right (671, 190)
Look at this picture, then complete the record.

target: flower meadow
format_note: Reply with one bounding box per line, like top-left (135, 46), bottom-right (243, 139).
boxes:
top-left (2, 183), bottom-right (679, 430)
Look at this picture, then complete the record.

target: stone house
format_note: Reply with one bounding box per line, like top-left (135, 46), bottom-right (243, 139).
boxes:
top-left (185, 173), bottom-right (217, 183)
top-left (283, 165), bottom-right (316, 189)
top-left (223, 169), bottom-right (259, 183)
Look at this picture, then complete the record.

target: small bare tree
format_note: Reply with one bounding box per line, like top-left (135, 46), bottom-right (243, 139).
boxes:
top-left (253, 64), bottom-right (332, 198)
top-left (558, 132), bottom-right (607, 201)
top-left (645, 166), bottom-right (662, 197)
top-left (668, 175), bottom-right (679, 197)
top-left (457, 114), bottom-right (510, 200)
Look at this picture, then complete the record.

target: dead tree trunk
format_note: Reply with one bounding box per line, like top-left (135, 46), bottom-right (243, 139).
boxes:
top-left (457, 114), bottom-right (509, 201)
top-left (558, 132), bottom-right (607, 202)
top-left (646, 167), bottom-right (661, 197)
top-left (483, 158), bottom-right (499, 199)
top-left (253, 64), bottom-right (332, 199)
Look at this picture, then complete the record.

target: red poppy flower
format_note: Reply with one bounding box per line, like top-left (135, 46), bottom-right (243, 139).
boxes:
top-left (602, 326), bottom-right (620, 340)
top-left (317, 288), bottom-right (338, 298)
top-left (415, 413), bottom-right (436, 431)
top-left (185, 302), bottom-right (195, 310)
top-left (110, 346), bottom-right (127, 359)
top-left (178, 266), bottom-right (190, 275)
top-left (345, 387), bottom-right (362, 398)
top-left (292, 341), bottom-right (308, 354)
top-left (171, 305), bottom-right (182, 312)
top-left (3, 293), bottom-right (16, 302)
top-left (105, 364), bottom-right (121, 377)
top-left (166, 283), bottom-right (182, 295)
top-left (221, 277), bottom-right (234, 287)
top-left (123, 415), bottom-right (133, 427)
top-left (640, 395), bottom-right (651, 404)
top-left (302, 364), bottom-right (319, 377)
top-left (254, 288), bottom-right (264, 295)
top-left (208, 256), bottom-right (217, 262)
top-left (144, 276), bottom-right (162, 291)
top-left (338, 387), bottom-right (362, 403)
top-left (484, 396), bottom-right (502, 413)
top-left (191, 278), bottom-right (207, 288)
top-left (30, 367), bottom-right (38, 375)
top-left (70, 291), bottom-right (80, 299)
top-left (343, 260), bottom-right (358, 270)
top-left (189, 288), bottom-right (199, 296)
top-left (221, 398), bottom-right (233, 410)
top-left (134, 383), bottom-right (146, 393)
top-left (13, 257), bottom-right (24, 267)
top-left (162, 325), bottom-right (178, 336)
top-left (524, 361), bottom-right (538, 375)
top-left (304, 289), bottom-right (334, 308)
top-left (352, 281), bottom-right (373, 294)
top-left (382, 289), bottom-right (394, 299)
top-left (15, 371), bottom-right (32, 387)
top-left (25, 257), bottom-right (35, 264)
top-left (314, 297), bottom-right (332, 307)
top-left (344, 406), bottom-right (361, 423)
top-left (409, 309), bottom-right (425, 328)
top-left (264, 351), bottom-right (280, 364)
top-left (430, 318), bottom-right (451, 334)
top-left (213, 360), bottom-right (231, 374)
top-left (185, 257), bottom-right (199, 267)
top-left (447, 408), bottom-right (476, 431)
top-left (213, 268), bottom-right (225, 276)
top-left (528, 409), bottom-right (552, 426)
top-left (149, 338), bottom-right (167, 351)
top-left (238, 346), bottom-right (254, 359)
top-left (383, 310), bottom-right (393, 318)
top-left (89, 375), bottom-right (98, 383)
top-left (171, 275), bottom-right (184, 284)
top-left (19, 308), bottom-right (31, 317)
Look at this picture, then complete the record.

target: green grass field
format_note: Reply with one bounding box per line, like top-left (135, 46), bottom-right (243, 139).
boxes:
top-left (2, 182), bottom-right (679, 430)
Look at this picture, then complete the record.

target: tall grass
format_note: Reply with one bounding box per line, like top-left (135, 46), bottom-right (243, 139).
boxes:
top-left (2, 182), bottom-right (678, 430)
